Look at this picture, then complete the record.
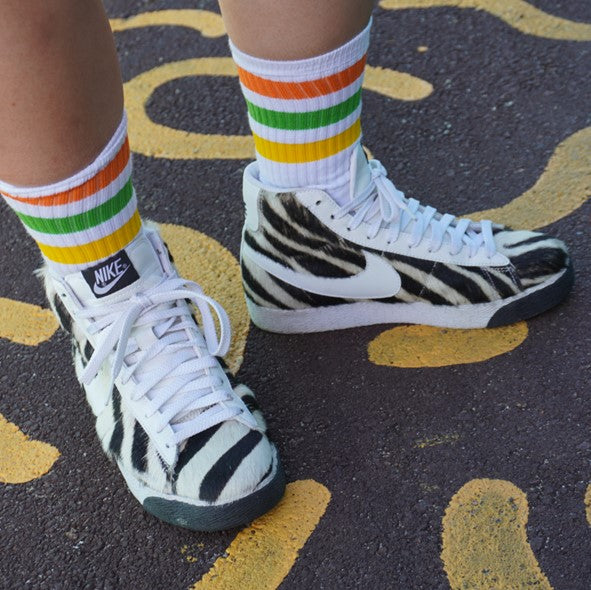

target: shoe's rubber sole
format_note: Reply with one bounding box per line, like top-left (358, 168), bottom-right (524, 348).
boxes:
top-left (246, 264), bottom-right (574, 333)
top-left (122, 457), bottom-right (286, 532)
top-left (487, 263), bottom-right (574, 327)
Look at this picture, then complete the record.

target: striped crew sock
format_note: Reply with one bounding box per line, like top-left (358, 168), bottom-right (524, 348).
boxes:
top-left (230, 20), bottom-right (371, 205)
top-left (0, 112), bottom-right (142, 276)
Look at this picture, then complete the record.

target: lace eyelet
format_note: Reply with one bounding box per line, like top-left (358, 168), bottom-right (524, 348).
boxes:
top-left (330, 214), bottom-right (335, 220)
top-left (315, 200), bottom-right (321, 206)
top-left (346, 227), bottom-right (351, 232)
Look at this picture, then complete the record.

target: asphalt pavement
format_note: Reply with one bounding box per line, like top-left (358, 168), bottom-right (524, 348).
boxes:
top-left (0, 1), bottom-right (590, 588)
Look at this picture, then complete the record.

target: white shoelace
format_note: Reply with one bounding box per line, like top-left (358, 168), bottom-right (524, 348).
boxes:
top-left (336, 157), bottom-right (497, 259)
top-left (79, 276), bottom-right (242, 445)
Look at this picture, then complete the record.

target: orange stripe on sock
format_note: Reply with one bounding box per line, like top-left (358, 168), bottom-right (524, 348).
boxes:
top-left (2, 139), bottom-right (130, 207)
top-left (237, 55), bottom-right (367, 99)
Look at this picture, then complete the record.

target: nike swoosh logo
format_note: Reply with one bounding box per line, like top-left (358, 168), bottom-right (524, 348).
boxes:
top-left (93, 266), bottom-right (130, 296)
top-left (242, 243), bottom-right (401, 299)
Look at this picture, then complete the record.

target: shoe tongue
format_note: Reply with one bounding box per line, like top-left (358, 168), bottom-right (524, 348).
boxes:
top-left (350, 144), bottom-right (373, 200)
top-left (66, 231), bottom-right (165, 306)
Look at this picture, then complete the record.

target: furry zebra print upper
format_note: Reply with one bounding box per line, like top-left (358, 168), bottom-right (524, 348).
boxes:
top-left (40, 261), bottom-right (275, 506)
top-left (242, 191), bottom-right (569, 311)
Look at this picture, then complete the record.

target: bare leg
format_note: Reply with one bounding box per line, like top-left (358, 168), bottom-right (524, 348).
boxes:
top-left (0, 0), bottom-right (122, 185)
top-left (218, 0), bottom-right (374, 59)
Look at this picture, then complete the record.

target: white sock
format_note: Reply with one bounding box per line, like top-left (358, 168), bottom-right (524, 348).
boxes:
top-left (230, 20), bottom-right (371, 205)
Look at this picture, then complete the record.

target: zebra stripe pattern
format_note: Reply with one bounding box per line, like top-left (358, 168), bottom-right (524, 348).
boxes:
top-left (241, 191), bottom-right (569, 311)
top-left (43, 267), bottom-right (275, 506)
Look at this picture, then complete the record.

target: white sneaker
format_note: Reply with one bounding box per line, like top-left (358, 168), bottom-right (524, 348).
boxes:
top-left (240, 145), bottom-right (573, 333)
top-left (41, 226), bottom-right (284, 531)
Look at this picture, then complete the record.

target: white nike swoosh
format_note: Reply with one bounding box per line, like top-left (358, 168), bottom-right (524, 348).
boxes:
top-left (93, 267), bottom-right (130, 295)
top-left (242, 243), bottom-right (401, 299)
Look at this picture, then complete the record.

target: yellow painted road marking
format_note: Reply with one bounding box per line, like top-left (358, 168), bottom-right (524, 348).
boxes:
top-left (0, 297), bottom-right (58, 346)
top-left (468, 126), bottom-right (591, 230)
top-left (0, 413), bottom-right (60, 484)
top-left (585, 485), bottom-right (591, 526)
top-left (124, 58), bottom-right (433, 160)
top-left (125, 58), bottom-right (252, 160)
top-left (415, 433), bottom-right (460, 448)
top-left (380, 0), bottom-right (591, 41)
top-left (191, 480), bottom-right (331, 590)
top-left (110, 9), bottom-right (225, 38)
top-left (158, 223), bottom-right (248, 374)
top-left (442, 479), bottom-right (553, 589)
top-left (368, 323), bottom-right (528, 368)
top-left (364, 65), bottom-right (433, 101)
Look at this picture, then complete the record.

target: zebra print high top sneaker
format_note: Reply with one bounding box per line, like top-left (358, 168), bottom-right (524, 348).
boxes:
top-left (240, 145), bottom-right (573, 333)
top-left (41, 225), bottom-right (285, 531)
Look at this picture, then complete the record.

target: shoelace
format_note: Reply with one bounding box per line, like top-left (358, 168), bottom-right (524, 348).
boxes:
top-left (336, 156), bottom-right (497, 258)
top-left (78, 276), bottom-right (242, 445)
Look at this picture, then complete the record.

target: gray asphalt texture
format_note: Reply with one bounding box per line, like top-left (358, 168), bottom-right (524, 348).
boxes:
top-left (0, 1), bottom-right (590, 588)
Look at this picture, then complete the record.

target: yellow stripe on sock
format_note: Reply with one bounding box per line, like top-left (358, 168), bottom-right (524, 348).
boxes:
top-left (253, 119), bottom-right (361, 164)
top-left (37, 211), bottom-right (142, 265)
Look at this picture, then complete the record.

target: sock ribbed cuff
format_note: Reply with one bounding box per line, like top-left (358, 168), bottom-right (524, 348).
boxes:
top-left (1, 111), bottom-right (142, 275)
top-left (230, 20), bottom-right (371, 204)
top-left (0, 112), bottom-right (128, 197)
top-left (229, 18), bottom-right (371, 80)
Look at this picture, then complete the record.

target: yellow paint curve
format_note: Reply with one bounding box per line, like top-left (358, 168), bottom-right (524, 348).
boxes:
top-left (368, 323), bottom-right (528, 368)
top-left (442, 478), bottom-right (553, 589)
top-left (124, 58), bottom-right (433, 160)
top-left (364, 65), bottom-right (433, 101)
top-left (584, 485), bottom-right (591, 526)
top-left (0, 297), bottom-right (59, 346)
top-left (468, 126), bottom-right (591, 230)
top-left (380, 0), bottom-right (591, 41)
top-left (0, 413), bottom-right (60, 484)
top-left (158, 223), bottom-right (248, 374)
top-left (192, 480), bottom-right (331, 590)
top-left (110, 9), bottom-right (225, 38)
top-left (125, 58), bottom-right (252, 160)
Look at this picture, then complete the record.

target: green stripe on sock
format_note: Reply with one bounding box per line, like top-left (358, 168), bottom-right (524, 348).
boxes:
top-left (16, 179), bottom-right (134, 235)
top-left (246, 88), bottom-right (362, 131)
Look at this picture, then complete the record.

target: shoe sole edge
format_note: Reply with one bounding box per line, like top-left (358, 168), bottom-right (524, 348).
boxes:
top-left (246, 265), bottom-right (573, 333)
top-left (486, 262), bottom-right (574, 327)
top-left (125, 458), bottom-right (286, 532)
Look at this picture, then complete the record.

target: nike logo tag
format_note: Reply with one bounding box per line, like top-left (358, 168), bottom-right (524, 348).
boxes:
top-left (242, 243), bottom-right (401, 299)
top-left (92, 267), bottom-right (130, 295)
top-left (82, 251), bottom-right (140, 298)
